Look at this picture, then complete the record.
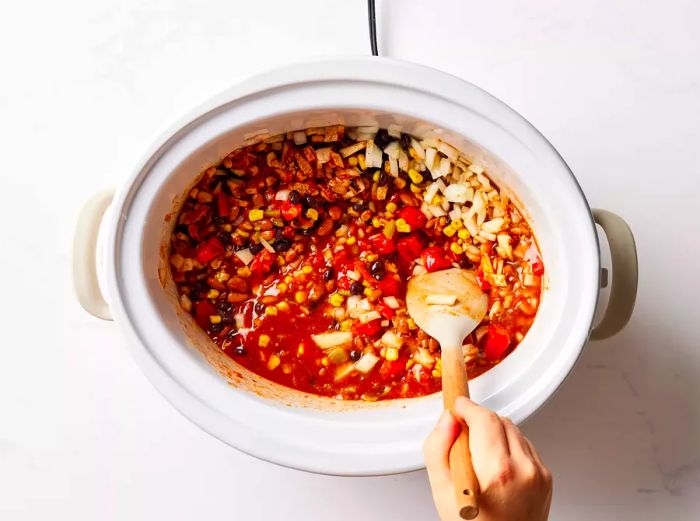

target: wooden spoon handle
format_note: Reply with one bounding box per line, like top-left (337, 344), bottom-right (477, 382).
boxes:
top-left (441, 345), bottom-right (479, 520)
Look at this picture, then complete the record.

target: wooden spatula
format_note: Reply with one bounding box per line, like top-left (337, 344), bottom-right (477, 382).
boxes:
top-left (406, 268), bottom-right (489, 520)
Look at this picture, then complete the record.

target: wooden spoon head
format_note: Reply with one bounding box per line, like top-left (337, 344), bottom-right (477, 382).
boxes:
top-left (406, 268), bottom-right (488, 347)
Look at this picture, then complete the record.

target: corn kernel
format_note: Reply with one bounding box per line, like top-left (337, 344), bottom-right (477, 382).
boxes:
top-left (385, 202), bottom-right (397, 213)
top-left (408, 169), bottom-right (423, 184)
top-left (407, 318), bottom-right (417, 330)
top-left (237, 266), bottom-right (251, 277)
top-left (259, 334), bottom-right (271, 348)
top-left (321, 357), bottom-right (330, 367)
top-left (408, 147), bottom-right (419, 160)
top-left (284, 275), bottom-right (293, 284)
top-left (329, 293), bottom-right (344, 307)
top-left (432, 370), bottom-right (441, 378)
top-left (236, 229), bottom-right (250, 238)
top-left (347, 156), bottom-right (358, 166)
top-left (265, 306), bottom-right (278, 316)
top-left (431, 194), bottom-right (442, 205)
top-left (297, 344), bottom-right (305, 356)
top-left (450, 242), bottom-right (464, 255)
top-left (364, 287), bottom-right (372, 297)
top-left (306, 208), bottom-right (319, 220)
top-left (358, 154), bottom-right (366, 170)
top-left (346, 236), bottom-right (356, 245)
top-left (385, 347), bottom-right (399, 361)
top-left (221, 224), bottom-right (232, 232)
top-left (267, 354), bottom-right (281, 370)
top-left (452, 219), bottom-right (463, 229)
top-left (206, 289), bottom-right (220, 299)
top-left (396, 218), bottom-right (411, 233)
top-left (249, 209), bottom-right (264, 221)
top-left (443, 225), bottom-right (456, 237)
top-left (340, 319), bottom-right (353, 331)
top-left (209, 315), bottom-right (222, 324)
top-left (277, 282), bottom-right (288, 292)
top-left (276, 301), bottom-right (290, 313)
top-left (372, 217), bottom-right (382, 228)
top-left (302, 265), bottom-right (314, 274)
top-left (410, 183), bottom-right (422, 193)
top-left (295, 291), bottom-right (307, 304)
top-left (282, 364), bottom-right (292, 375)
top-left (458, 229), bottom-right (470, 240)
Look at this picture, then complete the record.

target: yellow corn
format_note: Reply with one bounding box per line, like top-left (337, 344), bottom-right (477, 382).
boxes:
top-left (209, 315), bottom-right (222, 324)
top-left (450, 242), bottom-right (464, 255)
top-left (373, 171), bottom-right (380, 182)
top-left (385, 347), bottom-right (399, 361)
top-left (394, 178), bottom-right (407, 189)
top-left (358, 154), bottom-right (366, 170)
top-left (237, 266), bottom-right (251, 277)
top-left (236, 229), bottom-right (250, 238)
top-left (206, 289), bottom-right (220, 299)
top-left (267, 354), bottom-right (281, 370)
top-left (277, 282), bottom-right (288, 292)
top-left (372, 217), bottom-right (382, 228)
top-left (265, 306), bottom-right (278, 316)
top-left (443, 225), bottom-right (456, 237)
top-left (346, 236), bottom-right (356, 245)
top-left (259, 334), bottom-right (271, 348)
top-left (276, 301), bottom-right (290, 312)
top-left (329, 293), bottom-right (344, 307)
top-left (410, 183), bottom-right (422, 193)
top-left (408, 169), bottom-right (423, 184)
top-left (385, 202), bottom-right (397, 213)
top-left (284, 275), bottom-right (293, 284)
top-left (321, 357), bottom-right (330, 367)
top-left (295, 291), bottom-right (306, 304)
top-left (248, 209), bottom-right (264, 221)
top-left (431, 195), bottom-right (442, 205)
top-left (221, 224), bottom-right (232, 232)
top-left (302, 265), bottom-right (314, 274)
top-left (297, 344), bottom-right (305, 356)
top-left (458, 229), bottom-right (470, 240)
top-left (347, 156), bottom-right (358, 166)
top-left (396, 218), bottom-right (411, 233)
top-left (340, 319), bottom-right (353, 331)
top-left (305, 208), bottom-right (319, 220)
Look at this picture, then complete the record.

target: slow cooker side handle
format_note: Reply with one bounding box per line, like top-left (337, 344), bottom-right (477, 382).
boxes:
top-left (590, 209), bottom-right (638, 340)
top-left (73, 190), bottom-right (115, 321)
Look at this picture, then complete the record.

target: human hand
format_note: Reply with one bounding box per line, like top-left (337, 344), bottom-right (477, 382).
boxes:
top-left (424, 397), bottom-right (552, 521)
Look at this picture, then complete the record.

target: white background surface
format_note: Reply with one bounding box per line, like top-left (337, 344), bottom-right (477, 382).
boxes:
top-left (1, 0), bottom-right (699, 519)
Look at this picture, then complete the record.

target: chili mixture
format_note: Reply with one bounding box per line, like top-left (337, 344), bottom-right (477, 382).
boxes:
top-left (169, 126), bottom-right (543, 401)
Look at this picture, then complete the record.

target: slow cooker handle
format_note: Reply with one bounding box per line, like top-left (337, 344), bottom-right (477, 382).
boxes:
top-left (73, 190), bottom-right (115, 321)
top-left (590, 209), bottom-right (638, 340)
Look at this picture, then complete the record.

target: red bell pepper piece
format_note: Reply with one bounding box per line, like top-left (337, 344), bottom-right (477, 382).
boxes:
top-left (280, 201), bottom-right (302, 221)
top-left (396, 234), bottom-right (423, 262)
top-left (484, 325), bottom-right (511, 361)
top-left (375, 301), bottom-right (395, 319)
top-left (397, 206), bottom-right (427, 230)
top-left (194, 299), bottom-right (217, 329)
top-left (368, 233), bottom-right (396, 255)
top-left (355, 319), bottom-right (383, 338)
top-left (475, 269), bottom-right (491, 291)
top-left (532, 258), bottom-right (545, 276)
top-left (379, 358), bottom-right (406, 380)
top-left (195, 237), bottom-right (225, 265)
top-left (250, 249), bottom-right (276, 276)
top-left (421, 246), bottom-right (452, 272)
top-left (378, 275), bottom-right (402, 297)
top-left (216, 194), bottom-right (230, 218)
top-left (355, 262), bottom-right (376, 286)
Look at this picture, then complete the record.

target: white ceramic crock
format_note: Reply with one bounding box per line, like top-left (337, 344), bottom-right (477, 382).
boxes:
top-left (73, 58), bottom-right (637, 476)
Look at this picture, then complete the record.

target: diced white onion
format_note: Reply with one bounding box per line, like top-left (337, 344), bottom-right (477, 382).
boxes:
top-left (316, 147), bottom-right (332, 164)
top-left (259, 237), bottom-right (275, 253)
top-left (384, 141), bottom-right (401, 159)
top-left (355, 353), bottom-right (380, 373)
top-left (357, 310), bottom-right (381, 323)
top-left (410, 137), bottom-right (425, 159)
top-left (235, 248), bottom-right (254, 265)
top-left (383, 296), bottom-right (400, 309)
top-left (381, 331), bottom-right (404, 349)
top-left (444, 183), bottom-right (470, 203)
top-left (275, 189), bottom-right (290, 201)
top-left (311, 331), bottom-right (353, 349)
top-left (293, 131), bottom-right (307, 145)
top-left (339, 141), bottom-right (366, 158)
top-left (424, 182), bottom-right (440, 203)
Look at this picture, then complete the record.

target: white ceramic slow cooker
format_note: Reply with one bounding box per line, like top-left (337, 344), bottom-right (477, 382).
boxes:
top-left (73, 58), bottom-right (637, 476)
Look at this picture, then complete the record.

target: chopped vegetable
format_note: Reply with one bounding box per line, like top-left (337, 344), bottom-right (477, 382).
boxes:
top-left (311, 331), bottom-right (353, 349)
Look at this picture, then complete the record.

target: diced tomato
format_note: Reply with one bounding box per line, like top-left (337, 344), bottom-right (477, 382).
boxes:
top-left (484, 325), bottom-right (511, 361)
top-left (378, 275), bottom-right (402, 297)
top-left (375, 301), bottom-right (395, 319)
top-left (355, 319), bottom-right (383, 338)
top-left (368, 233), bottom-right (396, 255)
top-left (195, 237), bottom-right (225, 265)
top-left (194, 299), bottom-right (217, 329)
top-left (250, 249), bottom-right (276, 276)
top-left (398, 206), bottom-right (427, 230)
top-left (307, 252), bottom-right (327, 270)
top-left (396, 234), bottom-right (423, 262)
top-left (475, 269), bottom-right (491, 291)
top-left (182, 205), bottom-right (210, 225)
top-left (216, 194), bottom-right (231, 217)
top-left (532, 258), bottom-right (545, 276)
top-left (379, 358), bottom-right (407, 380)
top-left (421, 246), bottom-right (452, 273)
top-left (280, 201), bottom-right (302, 221)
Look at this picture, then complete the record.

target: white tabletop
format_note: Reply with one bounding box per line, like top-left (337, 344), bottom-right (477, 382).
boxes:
top-left (1, 0), bottom-right (699, 519)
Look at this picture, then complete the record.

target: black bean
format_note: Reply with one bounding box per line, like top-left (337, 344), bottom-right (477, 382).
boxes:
top-left (213, 216), bottom-right (227, 225)
top-left (216, 231), bottom-right (232, 245)
top-left (352, 201), bottom-right (366, 212)
top-left (288, 190), bottom-right (302, 204)
top-left (350, 281), bottom-right (364, 295)
top-left (400, 133), bottom-right (411, 149)
top-left (370, 260), bottom-right (385, 279)
top-left (254, 301), bottom-right (266, 315)
top-left (377, 170), bottom-right (389, 186)
top-left (275, 228), bottom-right (285, 240)
top-left (233, 346), bottom-right (247, 356)
top-left (249, 243), bottom-right (263, 255)
top-left (299, 227), bottom-right (314, 237)
top-left (374, 129), bottom-right (391, 149)
top-left (349, 350), bottom-right (362, 362)
top-left (210, 323), bottom-right (224, 333)
top-left (220, 180), bottom-right (232, 195)
top-left (221, 314), bottom-right (234, 325)
top-left (322, 268), bottom-right (334, 281)
top-left (175, 224), bottom-right (190, 235)
top-left (193, 280), bottom-right (209, 296)
top-left (273, 238), bottom-right (292, 252)
top-left (216, 301), bottom-right (232, 313)
top-left (305, 195), bottom-right (321, 209)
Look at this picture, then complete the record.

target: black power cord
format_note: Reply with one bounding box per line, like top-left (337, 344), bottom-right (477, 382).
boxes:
top-left (367, 0), bottom-right (378, 56)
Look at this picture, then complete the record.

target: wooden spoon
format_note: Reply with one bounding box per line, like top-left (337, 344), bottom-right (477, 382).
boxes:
top-left (406, 268), bottom-right (489, 520)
